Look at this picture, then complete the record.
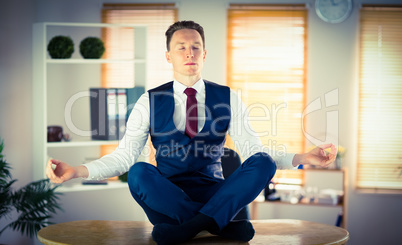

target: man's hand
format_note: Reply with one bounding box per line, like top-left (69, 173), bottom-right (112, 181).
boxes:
top-left (292, 144), bottom-right (337, 168)
top-left (46, 159), bottom-right (89, 184)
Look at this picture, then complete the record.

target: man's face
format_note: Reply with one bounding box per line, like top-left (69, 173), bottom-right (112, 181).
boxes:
top-left (166, 29), bottom-right (206, 80)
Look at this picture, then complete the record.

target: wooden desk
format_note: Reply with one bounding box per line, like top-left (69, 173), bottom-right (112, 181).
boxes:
top-left (37, 219), bottom-right (349, 245)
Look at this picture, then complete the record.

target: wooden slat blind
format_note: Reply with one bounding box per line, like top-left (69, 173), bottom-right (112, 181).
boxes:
top-left (101, 4), bottom-right (177, 165)
top-left (101, 4), bottom-right (177, 88)
top-left (227, 5), bottom-right (307, 184)
top-left (357, 6), bottom-right (402, 190)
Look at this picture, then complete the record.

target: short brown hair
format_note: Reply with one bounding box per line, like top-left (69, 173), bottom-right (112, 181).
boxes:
top-left (165, 20), bottom-right (205, 51)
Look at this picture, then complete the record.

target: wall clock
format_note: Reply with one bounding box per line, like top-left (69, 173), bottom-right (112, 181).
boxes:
top-left (315, 0), bottom-right (353, 23)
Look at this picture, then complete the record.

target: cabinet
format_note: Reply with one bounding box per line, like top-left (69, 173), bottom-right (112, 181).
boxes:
top-left (32, 22), bottom-right (147, 192)
top-left (251, 168), bottom-right (347, 228)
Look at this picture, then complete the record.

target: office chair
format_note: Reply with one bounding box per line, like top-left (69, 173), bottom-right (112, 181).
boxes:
top-left (220, 147), bottom-right (250, 220)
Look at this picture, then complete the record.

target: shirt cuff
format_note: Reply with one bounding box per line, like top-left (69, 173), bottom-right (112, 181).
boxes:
top-left (273, 153), bottom-right (297, 170)
top-left (82, 162), bottom-right (101, 181)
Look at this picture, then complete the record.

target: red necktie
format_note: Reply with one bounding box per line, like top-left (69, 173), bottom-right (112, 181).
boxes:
top-left (184, 88), bottom-right (198, 139)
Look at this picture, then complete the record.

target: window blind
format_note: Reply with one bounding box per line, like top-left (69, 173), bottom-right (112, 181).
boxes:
top-left (101, 4), bottom-right (177, 165)
top-left (227, 4), bottom-right (307, 184)
top-left (101, 4), bottom-right (177, 88)
top-left (357, 6), bottom-right (402, 190)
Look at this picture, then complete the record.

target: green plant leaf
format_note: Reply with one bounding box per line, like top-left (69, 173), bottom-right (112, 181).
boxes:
top-left (0, 138), bottom-right (63, 238)
top-left (5, 214), bottom-right (52, 238)
top-left (0, 179), bottom-right (16, 218)
top-left (0, 154), bottom-right (12, 186)
top-left (12, 179), bottom-right (62, 215)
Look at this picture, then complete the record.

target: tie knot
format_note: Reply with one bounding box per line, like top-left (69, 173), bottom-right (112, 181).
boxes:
top-left (184, 88), bottom-right (197, 97)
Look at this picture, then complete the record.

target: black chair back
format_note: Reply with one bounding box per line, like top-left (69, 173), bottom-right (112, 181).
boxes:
top-left (221, 147), bottom-right (242, 179)
top-left (220, 147), bottom-right (249, 220)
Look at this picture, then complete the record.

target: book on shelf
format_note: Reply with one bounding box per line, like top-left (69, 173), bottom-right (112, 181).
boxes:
top-left (90, 87), bottom-right (145, 140)
top-left (117, 89), bottom-right (127, 140)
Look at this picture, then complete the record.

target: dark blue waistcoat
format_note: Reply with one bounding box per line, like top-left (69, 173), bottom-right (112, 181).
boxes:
top-left (148, 80), bottom-right (231, 182)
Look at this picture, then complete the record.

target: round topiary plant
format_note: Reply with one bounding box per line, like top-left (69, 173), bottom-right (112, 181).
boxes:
top-left (47, 36), bottom-right (74, 59)
top-left (79, 37), bottom-right (105, 59)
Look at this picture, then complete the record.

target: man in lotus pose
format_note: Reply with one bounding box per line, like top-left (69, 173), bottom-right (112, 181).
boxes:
top-left (47, 20), bottom-right (337, 245)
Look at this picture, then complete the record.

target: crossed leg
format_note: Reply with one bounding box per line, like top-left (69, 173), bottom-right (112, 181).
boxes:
top-left (128, 152), bottom-right (276, 245)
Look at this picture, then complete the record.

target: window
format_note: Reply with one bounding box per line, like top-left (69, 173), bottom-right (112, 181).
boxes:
top-left (101, 4), bottom-right (177, 164)
top-left (101, 3), bottom-right (177, 88)
top-left (357, 6), bottom-right (402, 190)
top-left (227, 4), bottom-right (307, 184)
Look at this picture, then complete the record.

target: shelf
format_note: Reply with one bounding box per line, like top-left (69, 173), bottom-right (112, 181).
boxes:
top-left (251, 169), bottom-right (346, 228)
top-left (56, 181), bottom-right (128, 193)
top-left (47, 58), bottom-right (146, 64)
top-left (253, 199), bottom-right (343, 208)
top-left (44, 22), bottom-right (147, 28)
top-left (302, 167), bottom-right (345, 172)
top-left (33, 21), bottom-right (147, 185)
top-left (47, 140), bottom-right (119, 148)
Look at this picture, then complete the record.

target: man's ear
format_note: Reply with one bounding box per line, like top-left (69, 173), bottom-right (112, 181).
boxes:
top-left (203, 50), bottom-right (207, 62)
top-left (165, 51), bottom-right (172, 63)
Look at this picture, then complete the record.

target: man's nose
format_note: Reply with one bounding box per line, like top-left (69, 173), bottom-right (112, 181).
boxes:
top-left (186, 49), bottom-right (194, 58)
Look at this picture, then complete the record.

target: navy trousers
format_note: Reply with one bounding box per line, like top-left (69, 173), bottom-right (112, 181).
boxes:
top-left (127, 152), bottom-right (276, 230)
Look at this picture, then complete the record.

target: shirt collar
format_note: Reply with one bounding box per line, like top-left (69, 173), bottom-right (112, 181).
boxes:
top-left (173, 78), bottom-right (204, 94)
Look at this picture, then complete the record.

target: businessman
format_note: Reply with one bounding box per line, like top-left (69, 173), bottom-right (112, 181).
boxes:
top-left (47, 20), bottom-right (337, 245)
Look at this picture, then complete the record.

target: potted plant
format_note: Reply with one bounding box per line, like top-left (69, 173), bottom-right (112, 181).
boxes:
top-left (0, 139), bottom-right (62, 238)
top-left (79, 37), bottom-right (105, 59)
top-left (47, 36), bottom-right (75, 59)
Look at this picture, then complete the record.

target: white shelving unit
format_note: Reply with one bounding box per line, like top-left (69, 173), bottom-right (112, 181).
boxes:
top-left (32, 22), bottom-right (147, 190)
top-left (56, 179), bottom-right (129, 193)
top-left (47, 58), bottom-right (145, 64)
top-left (47, 139), bottom-right (119, 148)
top-left (251, 168), bottom-right (347, 228)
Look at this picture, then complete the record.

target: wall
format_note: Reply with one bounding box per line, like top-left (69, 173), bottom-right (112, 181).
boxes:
top-left (1, 0), bottom-right (401, 244)
top-left (0, 1), bottom-right (35, 244)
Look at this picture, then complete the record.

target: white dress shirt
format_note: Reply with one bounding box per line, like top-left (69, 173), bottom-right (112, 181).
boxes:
top-left (84, 79), bottom-right (296, 180)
